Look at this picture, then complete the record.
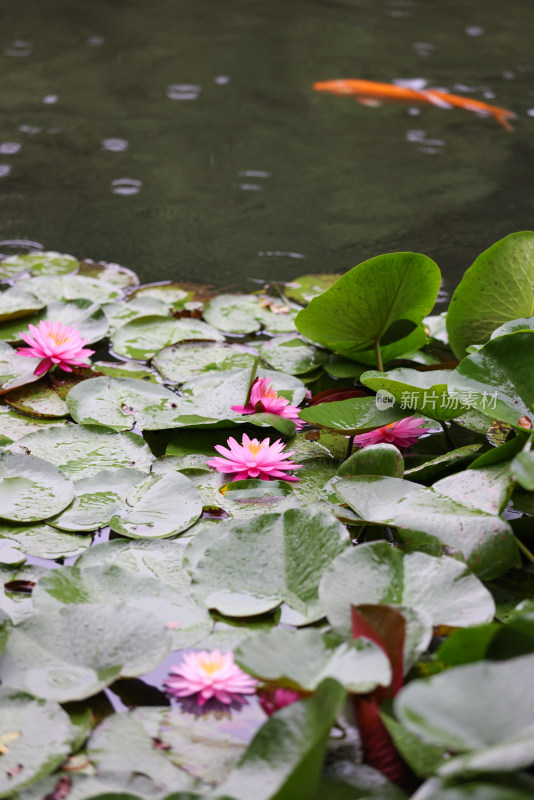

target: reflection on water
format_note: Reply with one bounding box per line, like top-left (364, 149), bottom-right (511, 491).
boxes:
top-left (0, 0), bottom-right (533, 292)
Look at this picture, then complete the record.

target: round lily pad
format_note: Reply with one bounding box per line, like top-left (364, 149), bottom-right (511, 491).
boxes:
top-left (0, 522), bottom-right (91, 563)
top-left (0, 341), bottom-right (40, 394)
top-left (78, 260), bottom-right (140, 288)
top-left (0, 298), bottom-right (109, 344)
top-left (152, 340), bottom-right (259, 384)
top-left (0, 287), bottom-right (44, 323)
top-left (203, 294), bottom-right (298, 335)
top-left (21, 275), bottom-right (122, 305)
top-left (0, 251), bottom-right (79, 279)
top-left (9, 425), bottom-right (154, 478)
top-left (0, 452), bottom-right (74, 523)
top-left (259, 335), bottom-right (329, 375)
top-left (283, 274), bottom-right (343, 305)
top-left (4, 378), bottom-right (70, 419)
top-left (111, 315), bottom-right (224, 360)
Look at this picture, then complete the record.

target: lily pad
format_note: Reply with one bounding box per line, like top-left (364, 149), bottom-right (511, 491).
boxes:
top-left (152, 340), bottom-right (258, 384)
top-left (0, 688), bottom-right (77, 797)
top-left (283, 273), bottom-right (343, 305)
top-left (111, 315), bottom-right (224, 361)
top-left (0, 604), bottom-right (172, 702)
top-left (92, 359), bottom-right (159, 381)
top-left (203, 293), bottom-right (298, 334)
top-left (21, 274), bottom-right (122, 305)
top-left (0, 287), bottom-right (44, 323)
top-left (235, 627), bottom-right (392, 693)
top-left (9, 425), bottom-right (154, 478)
top-left (0, 406), bottom-right (72, 445)
top-left (127, 282), bottom-right (192, 310)
top-left (0, 251), bottom-right (79, 279)
top-left (395, 654), bottom-right (534, 777)
top-left (0, 298), bottom-right (109, 344)
top-left (319, 541), bottom-right (496, 635)
top-left (360, 368), bottom-right (467, 421)
top-left (34, 563), bottom-right (212, 649)
top-left (0, 451), bottom-right (74, 523)
top-left (102, 296), bottom-right (171, 335)
top-left (446, 231), bottom-right (534, 358)
top-left (0, 522), bottom-right (90, 562)
top-left (78, 260), bottom-right (139, 288)
top-left (190, 506), bottom-right (351, 623)
top-left (0, 341), bottom-right (40, 394)
top-left (299, 396), bottom-right (411, 434)
top-left (259, 335), bottom-right (329, 375)
top-left (295, 252), bottom-right (440, 365)
top-left (4, 377), bottom-right (70, 418)
top-left (449, 331), bottom-right (534, 430)
top-left (336, 444), bottom-right (404, 479)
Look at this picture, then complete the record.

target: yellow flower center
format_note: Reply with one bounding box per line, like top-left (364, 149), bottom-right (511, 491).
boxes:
top-left (48, 331), bottom-right (70, 346)
top-left (198, 653), bottom-right (225, 674)
top-left (245, 440), bottom-right (266, 456)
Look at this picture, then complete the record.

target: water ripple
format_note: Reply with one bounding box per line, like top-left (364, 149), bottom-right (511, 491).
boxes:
top-left (166, 84), bottom-right (201, 100)
top-left (0, 142), bottom-right (21, 154)
top-left (111, 178), bottom-right (142, 195)
top-left (102, 138), bottom-right (129, 152)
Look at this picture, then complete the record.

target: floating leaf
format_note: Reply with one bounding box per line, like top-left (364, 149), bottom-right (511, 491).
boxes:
top-left (259, 335), bottom-right (329, 375)
top-left (320, 541), bottom-right (495, 635)
top-left (203, 294), bottom-right (298, 335)
top-left (9, 425), bottom-right (154, 478)
top-left (152, 340), bottom-right (258, 384)
top-left (102, 296), bottom-right (171, 336)
top-left (0, 299), bottom-right (109, 344)
top-left (0, 342), bottom-right (40, 394)
top-left (4, 377), bottom-right (70, 419)
top-left (111, 315), bottom-right (224, 360)
top-left (299, 396), bottom-right (411, 434)
top-left (0, 604), bottom-right (171, 702)
top-left (0, 452), bottom-right (74, 523)
top-left (449, 331), bottom-right (534, 430)
top-left (0, 406), bottom-right (71, 445)
top-left (283, 273), bottom-right (342, 305)
top-left (235, 627), bottom-right (391, 693)
top-left (190, 506), bottom-right (350, 623)
top-left (0, 688), bottom-right (77, 797)
top-left (0, 251), bottom-right (79, 279)
top-left (0, 522), bottom-right (90, 562)
top-left (336, 444), bottom-right (404, 478)
top-left (446, 231), bottom-right (534, 358)
top-left (21, 274), bottom-right (121, 305)
top-left (295, 252), bottom-right (440, 365)
top-left (360, 368), bottom-right (467, 421)
top-left (78, 260), bottom-right (139, 288)
top-left (0, 287), bottom-right (44, 323)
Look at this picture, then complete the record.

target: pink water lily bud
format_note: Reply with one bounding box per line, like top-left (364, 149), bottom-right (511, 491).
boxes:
top-left (17, 320), bottom-right (94, 376)
top-left (207, 432), bottom-right (302, 482)
top-left (232, 377), bottom-right (304, 429)
top-left (258, 687), bottom-right (303, 716)
top-left (164, 650), bottom-right (258, 706)
top-left (352, 416), bottom-right (431, 449)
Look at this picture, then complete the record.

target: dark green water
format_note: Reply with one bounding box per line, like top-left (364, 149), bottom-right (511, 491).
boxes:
top-left (1, 0), bottom-right (533, 293)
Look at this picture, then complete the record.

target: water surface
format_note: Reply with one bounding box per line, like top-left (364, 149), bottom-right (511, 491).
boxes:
top-left (1, 0), bottom-right (533, 293)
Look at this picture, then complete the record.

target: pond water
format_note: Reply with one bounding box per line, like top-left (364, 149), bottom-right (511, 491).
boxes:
top-left (1, 0), bottom-right (533, 294)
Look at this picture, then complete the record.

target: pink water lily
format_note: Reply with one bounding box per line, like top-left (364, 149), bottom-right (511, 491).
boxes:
top-left (352, 416), bottom-right (430, 449)
top-left (17, 321), bottom-right (94, 376)
top-left (232, 377), bottom-right (304, 429)
top-left (164, 650), bottom-right (258, 706)
top-left (207, 432), bottom-right (302, 482)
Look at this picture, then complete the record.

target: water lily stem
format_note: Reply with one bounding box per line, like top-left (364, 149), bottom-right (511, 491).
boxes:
top-left (374, 339), bottom-right (384, 373)
top-left (244, 356), bottom-right (261, 406)
top-left (515, 536), bottom-right (534, 566)
top-left (440, 421), bottom-right (455, 449)
top-left (345, 435), bottom-right (355, 460)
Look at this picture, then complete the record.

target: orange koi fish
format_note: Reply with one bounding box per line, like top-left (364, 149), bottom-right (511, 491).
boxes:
top-left (313, 79), bottom-right (516, 130)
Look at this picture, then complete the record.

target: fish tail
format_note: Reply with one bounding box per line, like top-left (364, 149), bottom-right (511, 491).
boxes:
top-left (493, 110), bottom-right (515, 131)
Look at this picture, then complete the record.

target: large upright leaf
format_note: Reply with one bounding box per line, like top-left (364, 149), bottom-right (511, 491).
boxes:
top-left (217, 679), bottom-right (346, 800)
top-left (360, 368), bottom-right (467, 421)
top-left (448, 331), bottom-right (534, 430)
top-left (295, 252), bottom-right (441, 364)
top-left (446, 231), bottom-right (534, 358)
top-left (395, 654), bottom-right (534, 776)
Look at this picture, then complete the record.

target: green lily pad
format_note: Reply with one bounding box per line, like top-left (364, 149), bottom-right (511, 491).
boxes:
top-left (152, 340), bottom-right (259, 384)
top-left (0, 522), bottom-right (90, 563)
top-left (283, 273), bottom-right (343, 305)
top-left (203, 294), bottom-right (298, 334)
top-left (0, 298), bottom-right (108, 344)
top-left (395, 654), bottom-right (534, 777)
top-left (0, 251), bottom-right (79, 279)
top-left (190, 506), bottom-right (350, 623)
top-left (449, 331), bottom-right (534, 430)
top-left (0, 287), bottom-right (44, 323)
top-left (0, 452), bottom-right (74, 523)
top-left (295, 252), bottom-right (440, 365)
top-left (259, 335), bottom-right (329, 375)
top-left (323, 355), bottom-right (368, 380)
top-left (9, 425), bottom-right (154, 478)
top-left (66, 376), bottom-right (182, 431)
top-left (0, 341), bottom-right (40, 394)
top-left (336, 444), bottom-right (404, 478)
top-left (511, 452), bottom-right (534, 491)
top-left (411, 778), bottom-right (534, 800)
top-left (446, 231), bottom-right (534, 359)
top-left (360, 368), bottom-right (468, 421)
top-left (299, 396), bottom-right (412, 434)
top-left (319, 541), bottom-right (495, 635)
top-left (0, 604), bottom-right (172, 702)
top-left (111, 315), bottom-right (225, 361)
top-left (21, 274), bottom-right (122, 305)
top-left (0, 688), bottom-right (77, 797)
top-left (85, 710), bottom-right (196, 791)
top-left (4, 377), bottom-right (70, 418)
top-left (127, 282), bottom-right (193, 310)
top-left (102, 296), bottom-right (171, 336)
top-left (491, 316), bottom-right (534, 339)
top-left (0, 406), bottom-right (72, 445)
top-left (78, 260), bottom-right (139, 288)
top-left (235, 627), bottom-right (391, 693)
top-left (92, 359), bottom-right (159, 381)
top-left (35, 563), bottom-right (212, 649)
top-left (49, 467), bottom-right (146, 531)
